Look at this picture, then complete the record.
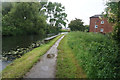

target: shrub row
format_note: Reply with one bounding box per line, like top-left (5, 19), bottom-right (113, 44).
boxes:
top-left (67, 32), bottom-right (119, 78)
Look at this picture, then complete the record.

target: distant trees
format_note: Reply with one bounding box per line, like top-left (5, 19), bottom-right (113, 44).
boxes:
top-left (2, 2), bottom-right (68, 36)
top-left (68, 18), bottom-right (85, 31)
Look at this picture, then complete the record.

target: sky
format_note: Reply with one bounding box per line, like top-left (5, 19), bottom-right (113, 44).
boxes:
top-left (49, 0), bottom-right (107, 26)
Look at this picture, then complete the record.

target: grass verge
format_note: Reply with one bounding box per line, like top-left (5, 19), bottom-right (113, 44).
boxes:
top-left (66, 32), bottom-right (119, 78)
top-left (56, 34), bottom-right (86, 78)
top-left (2, 34), bottom-right (63, 78)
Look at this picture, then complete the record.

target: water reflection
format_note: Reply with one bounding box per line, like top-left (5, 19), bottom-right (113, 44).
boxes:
top-left (2, 35), bottom-right (45, 53)
top-left (1, 34), bottom-right (55, 71)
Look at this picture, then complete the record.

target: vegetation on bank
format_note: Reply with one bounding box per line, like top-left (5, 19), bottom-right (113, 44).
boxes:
top-left (57, 32), bottom-right (119, 78)
top-left (104, 1), bottom-right (120, 75)
top-left (56, 34), bottom-right (86, 78)
top-left (2, 2), bottom-right (67, 36)
top-left (2, 34), bottom-right (63, 78)
top-left (104, 1), bottom-right (120, 47)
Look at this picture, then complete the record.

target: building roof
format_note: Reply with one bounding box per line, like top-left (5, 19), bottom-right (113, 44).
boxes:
top-left (90, 14), bottom-right (103, 18)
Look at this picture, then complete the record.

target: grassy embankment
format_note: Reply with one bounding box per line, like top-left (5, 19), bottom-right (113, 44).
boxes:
top-left (56, 33), bottom-right (86, 78)
top-left (2, 34), bottom-right (63, 78)
top-left (56, 32), bottom-right (119, 78)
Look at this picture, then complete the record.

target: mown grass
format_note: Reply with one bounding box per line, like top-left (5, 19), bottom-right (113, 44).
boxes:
top-left (66, 32), bottom-right (119, 78)
top-left (2, 34), bottom-right (63, 78)
top-left (56, 35), bottom-right (86, 78)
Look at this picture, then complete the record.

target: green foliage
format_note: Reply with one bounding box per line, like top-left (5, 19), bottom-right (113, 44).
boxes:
top-left (104, 1), bottom-right (120, 44)
top-left (2, 2), bottom-right (65, 36)
top-left (2, 2), bottom-right (13, 16)
top-left (112, 23), bottom-right (120, 42)
top-left (44, 2), bottom-right (68, 27)
top-left (60, 29), bottom-right (70, 32)
top-left (67, 32), bottom-right (119, 78)
top-left (56, 35), bottom-right (86, 78)
top-left (2, 2), bottom-right (47, 36)
top-left (2, 26), bottom-right (23, 36)
top-left (45, 24), bottom-right (60, 35)
top-left (104, 2), bottom-right (119, 23)
top-left (68, 18), bottom-right (85, 31)
top-left (84, 25), bottom-right (89, 32)
top-left (105, 2), bottom-right (120, 76)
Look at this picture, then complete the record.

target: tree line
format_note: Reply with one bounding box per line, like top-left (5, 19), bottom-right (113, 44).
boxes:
top-left (2, 2), bottom-right (67, 36)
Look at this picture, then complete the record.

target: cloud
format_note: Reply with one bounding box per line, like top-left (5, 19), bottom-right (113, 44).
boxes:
top-left (49, 0), bottom-right (106, 25)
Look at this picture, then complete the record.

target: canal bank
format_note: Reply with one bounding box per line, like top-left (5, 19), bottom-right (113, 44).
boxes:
top-left (2, 33), bottom-right (56, 53)
top-left (2, 33), bottom-right (58, 61)
top-left (1, 34), bottom-right (60, 71)
top-left (2, 34), bottom-right (64, 78)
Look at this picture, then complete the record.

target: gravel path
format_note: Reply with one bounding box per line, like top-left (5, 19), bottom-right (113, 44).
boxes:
top-left (24, 35), bottom-right (65, 78)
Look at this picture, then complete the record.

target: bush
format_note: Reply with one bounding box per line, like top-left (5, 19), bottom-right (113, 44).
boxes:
top-left (67, 32), bottom-right (119, 78)
top-left (46, 25), bottom-right (60, 35)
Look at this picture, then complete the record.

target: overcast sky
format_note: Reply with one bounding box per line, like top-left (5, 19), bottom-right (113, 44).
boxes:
top-left (49, 0), bottom-right (107, 26)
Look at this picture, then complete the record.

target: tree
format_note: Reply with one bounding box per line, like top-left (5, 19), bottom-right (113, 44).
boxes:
top-left (2, 2), bottom-right (68, 36)
top-left (68, 18), bottom-right (85, 31)
top-left (104, 1), bottom-right (120, 43)
top-left (2, 2), bottom-right (13, 16)
top-left (104, 1), bottom-right (120, 78)
top-left (2, 2), bottom-right (47, 36)
top-left (42, 2), bottom-right (68, 27)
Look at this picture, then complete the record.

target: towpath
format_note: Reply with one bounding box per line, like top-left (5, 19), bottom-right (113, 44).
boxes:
top-left (24, 35), bottom-right (65, 78)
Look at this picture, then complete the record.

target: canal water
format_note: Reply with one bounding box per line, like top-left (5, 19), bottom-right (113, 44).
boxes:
top-left (1, 34), bottom-right (55, 71)
top-left (2, 35), bottom-right (46, 53)
top-left (1, 32), bottom-right (67, 72)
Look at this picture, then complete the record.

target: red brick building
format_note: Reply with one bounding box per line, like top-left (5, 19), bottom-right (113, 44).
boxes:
top-left (89, 15), bottom-right (113, 34)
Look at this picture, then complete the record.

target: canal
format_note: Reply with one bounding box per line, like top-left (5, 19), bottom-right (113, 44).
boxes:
top-left (2, 35), bottom-right (46, 53)
top-left (1, 34), bottom-right (55, 71)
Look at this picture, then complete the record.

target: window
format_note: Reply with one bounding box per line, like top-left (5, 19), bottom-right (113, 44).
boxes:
top-left (95, 25), bottom-right (98, 28)
top-left (100, 28), bottom-right (104, 32)
top-left (101, 21), bottom-right (104, 24)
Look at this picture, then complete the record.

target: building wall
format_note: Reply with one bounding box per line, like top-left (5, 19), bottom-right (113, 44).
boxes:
top-left (89, 17), bottom-right (113, 33)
